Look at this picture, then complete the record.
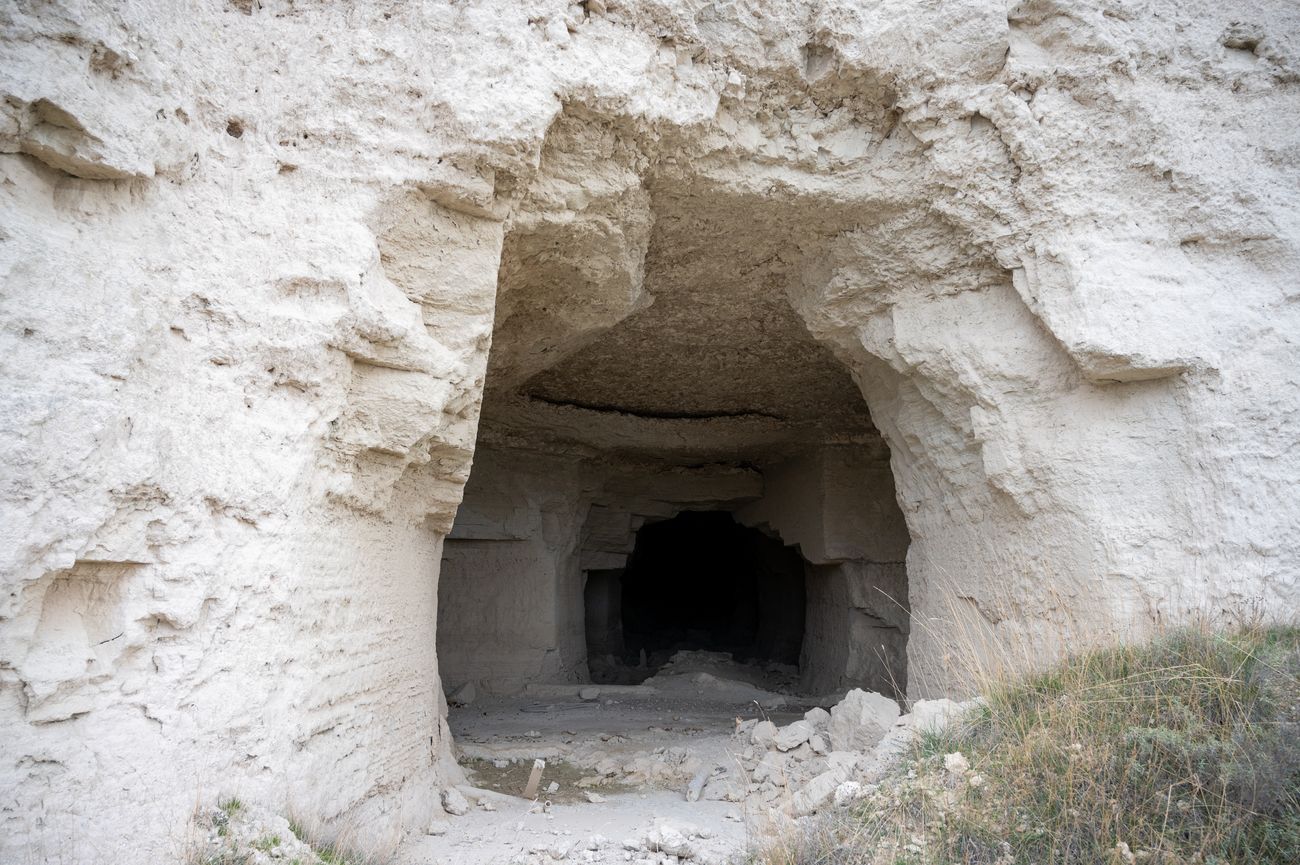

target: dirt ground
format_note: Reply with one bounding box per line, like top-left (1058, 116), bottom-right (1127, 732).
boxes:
top-left (399, 653), bottom-right (826, 864)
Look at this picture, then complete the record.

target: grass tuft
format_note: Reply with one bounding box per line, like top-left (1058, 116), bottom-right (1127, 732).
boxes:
top-left (755, 624), bottom-right (1300, 865)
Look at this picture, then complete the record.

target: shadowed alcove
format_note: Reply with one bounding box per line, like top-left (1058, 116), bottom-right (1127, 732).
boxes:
top-left (587, 510), bottom-right (807, 678)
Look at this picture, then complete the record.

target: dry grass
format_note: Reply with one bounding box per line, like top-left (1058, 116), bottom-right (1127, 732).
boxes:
top-left (755, 623), bottom-right (1300, 865)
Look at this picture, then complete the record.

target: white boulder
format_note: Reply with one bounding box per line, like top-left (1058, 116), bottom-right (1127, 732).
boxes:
top-left (773, 720), bottom-right (813, 752)
top-left (828, 689), bottom-right (900, 752)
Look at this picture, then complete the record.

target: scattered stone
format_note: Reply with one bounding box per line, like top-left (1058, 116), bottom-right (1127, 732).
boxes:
top-left (644, 825), bottom-right (694, 859)
top-left (791, 767), bottom-right (849, 815)
top-left (803, 707), bottom-right (831, 729)
top-left (752, 751), bottom-right (787, 785)
top-left (579, 686), bottom-right (601, 701)
top-left (531, 839), bottom-right (574, 859)
top-left (826, 751), bottom-right (861, 773)
top-left (583, 790), bottom-right (606, 803)
top-left (546, 781), bottom-right (560, 794)
top-left (833, 781), bottom-right (862, 807)
top-left (828, 689), bottom-right (900, 751)
top-left (441, 787), bottom-right (470, 816)
top-left (906, 698), bottom-right (966, 734)
top-left (808, 733), bottom-right (828, 755)
top-left (944, 751), bottom-right (970, 776)
top-left (773, 720), bottom-right (813, 751)
top-left (750, 720), bottom-right (777, 747)
top-left (686, 767), bottom-right (710, 802)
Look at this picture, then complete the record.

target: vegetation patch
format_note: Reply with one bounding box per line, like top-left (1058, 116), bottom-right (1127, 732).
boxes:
top-left (757, 625), bottom-right (1300, 865)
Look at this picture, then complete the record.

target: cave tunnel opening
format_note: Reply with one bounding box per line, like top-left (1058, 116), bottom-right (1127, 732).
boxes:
top-left (436, 123), bottom-right (915, 706)
top-left (585, 511), bottom-right (806, 681)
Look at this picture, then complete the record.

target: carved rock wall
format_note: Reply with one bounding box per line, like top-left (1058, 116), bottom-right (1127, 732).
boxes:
top-left (2, 1), bottom-right (1298, 860)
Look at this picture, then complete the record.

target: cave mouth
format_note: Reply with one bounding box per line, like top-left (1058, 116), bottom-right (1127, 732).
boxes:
top-left (436, 115), bottom-right (914, 703)
top-left (585, 511), bottom-right (806, 682)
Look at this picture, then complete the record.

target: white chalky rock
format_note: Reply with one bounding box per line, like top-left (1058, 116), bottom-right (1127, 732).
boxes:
top-left (944, 752), bottom-right (971, 776)
top-left (644, 825), bottom-right (694, 859)
top-left (791, 768), bottom-right (850, 815)
top-left (752, 751), bottom-right (787, 785)
top-left (803, 707), bottom-right (831, 729)
top-left (750, 720), bottom-right (778, 748)
top-left (441, 788), bottom-right (470, 816)
top-left (833, 781), bottom-right (863, 807)
top-left (828, 689), bottom-right (901, 752)
top-left (826, 751), bottom-right (862, 774)
top-left (5, 3), bottom-right (1299, 862)
top-left (773, 720), bottom-right (813, 751)
top-left (906, 698), bottom-right (967, 734)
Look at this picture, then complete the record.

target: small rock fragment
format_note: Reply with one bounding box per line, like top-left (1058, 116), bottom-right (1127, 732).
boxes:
top-left (774, 720), bottom-right (813, 751)
top-left (906, 698), bottom-right (966, 734)
top-left (441, 788), bottom-right (470, 816)
top-left (686, 767), bottom-right (710, 802)
top-left (750, 720), bottom-right (777, 747)
top-left (644, 825), bottom-right (694, 858)
top-left (579, 686), bottom-right (601, 701)
top-left (833, 781), bottom-right (862, 807)
top-left (791, 768), bottom-right (849, 815)
top-left (828, 689), bottom-right (900, 751)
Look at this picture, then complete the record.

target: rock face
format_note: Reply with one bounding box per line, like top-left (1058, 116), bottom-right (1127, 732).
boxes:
top-left (3, 1), bottom-right (1300, 861)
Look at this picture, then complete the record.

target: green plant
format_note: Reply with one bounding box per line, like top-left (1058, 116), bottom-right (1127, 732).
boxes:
top-left (754, 624), bottom-right (1300, 865)
top-left (252, 834), bottom-right (281, 853)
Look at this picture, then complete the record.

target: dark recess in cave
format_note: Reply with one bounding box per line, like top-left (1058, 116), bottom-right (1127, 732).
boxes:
top-left (592, 511), bottom-right (806, 675)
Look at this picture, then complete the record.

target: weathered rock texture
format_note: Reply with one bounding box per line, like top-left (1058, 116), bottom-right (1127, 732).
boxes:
top-left (2, 0), bottom-right (1298, 861)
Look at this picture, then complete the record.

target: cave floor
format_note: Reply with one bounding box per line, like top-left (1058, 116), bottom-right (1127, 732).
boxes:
top-left (400, 652), bottom-right (828, 864)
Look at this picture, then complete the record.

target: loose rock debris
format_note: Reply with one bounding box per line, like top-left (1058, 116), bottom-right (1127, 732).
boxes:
top-left (402, 651), bottom-right (978, 864)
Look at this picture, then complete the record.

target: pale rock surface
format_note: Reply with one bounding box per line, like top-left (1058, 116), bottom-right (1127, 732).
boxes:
top-left (2, 0), bottom-right (1299, 862)
top-left (774, 720), bottom-right (815, 752)
top-left (904, 698), bottom-right (971, 734)
top-left (441, 788), bottom-right (471, 817)
top-left (750, 720), bottom-right (779, 748)
top-left (803, 707), bottom-right (831, 729)
top-left (828, 689), bottom-right (902, 752)
top-left (833, 781), bottom-right (863, 808)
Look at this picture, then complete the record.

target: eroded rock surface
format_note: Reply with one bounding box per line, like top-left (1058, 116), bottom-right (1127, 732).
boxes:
top-left (2, 1), bottom-right (1299, 861)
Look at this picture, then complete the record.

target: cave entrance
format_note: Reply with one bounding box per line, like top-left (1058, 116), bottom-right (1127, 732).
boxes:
top-left (586, 511), bottom-right (806, 683)
top-left (437, 114), bottom-right (915, 710)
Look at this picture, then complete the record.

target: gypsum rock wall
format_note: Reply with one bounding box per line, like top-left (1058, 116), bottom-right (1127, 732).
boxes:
top-left (3, 0), bottom-right (1300, 861)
